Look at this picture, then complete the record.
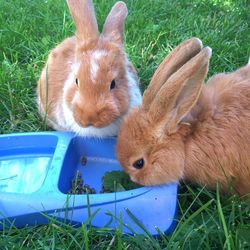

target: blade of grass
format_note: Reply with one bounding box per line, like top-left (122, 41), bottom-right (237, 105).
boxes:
top-left (216, 185), bottom-right (234, 250)
top-left (167, 199), bottom-right (213, 249)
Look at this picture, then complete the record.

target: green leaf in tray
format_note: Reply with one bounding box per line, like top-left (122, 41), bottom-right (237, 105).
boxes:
top-left (102, 171), bottom-right (142, 193)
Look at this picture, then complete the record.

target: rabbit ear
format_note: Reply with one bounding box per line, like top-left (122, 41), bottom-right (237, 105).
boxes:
top-left (101, 1), bottom-right (128, 45)
top-left (142, 38), bottom-right (203, 110)
top-left (148, 47), bottom-right (212, 133)
top-left (67, 0), bottom-right (99, 50)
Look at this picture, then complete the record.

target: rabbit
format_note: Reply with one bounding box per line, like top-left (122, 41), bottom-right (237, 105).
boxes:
top-left (37, 0), bottom-right (142, 137)
top-left (116, 37), bottom-right (250, 196)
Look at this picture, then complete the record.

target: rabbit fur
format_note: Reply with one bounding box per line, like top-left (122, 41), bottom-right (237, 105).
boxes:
top-left (116, 37), bottom-right (250, 196)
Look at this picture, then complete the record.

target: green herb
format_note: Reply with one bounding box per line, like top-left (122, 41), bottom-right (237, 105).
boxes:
top-left (101, 171), bottom-right (141, 193)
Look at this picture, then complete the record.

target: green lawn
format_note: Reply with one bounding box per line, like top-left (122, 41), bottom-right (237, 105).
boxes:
top-left (1, 0), bottom-right (250, 249)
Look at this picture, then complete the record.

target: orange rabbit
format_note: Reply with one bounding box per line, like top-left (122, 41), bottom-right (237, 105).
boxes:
top-left (37, 0), bottom-right (141, 137)
top-left (116, 37), bottom-right (250, 196)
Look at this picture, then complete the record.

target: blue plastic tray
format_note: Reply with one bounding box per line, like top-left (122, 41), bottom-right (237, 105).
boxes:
top-left (0, 132), bottom-right (178, 235)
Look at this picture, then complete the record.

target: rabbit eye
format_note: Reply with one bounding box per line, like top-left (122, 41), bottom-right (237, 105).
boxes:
top-left (75, 78), bottom-right (79, 86)
top-left (110, 79), bottom-right (116, 90)
top-left (133, 158), bottom-right (144, 169)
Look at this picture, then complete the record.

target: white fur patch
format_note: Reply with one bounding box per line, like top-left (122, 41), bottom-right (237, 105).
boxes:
top-left (90, 50), bottom-right (107, 82)
top-left (37, 94), bottom-right (43, 115)
top-left (92, 50), bottom-right (107, 61)
top-left (206, 47), bottom-right (212, 58)
top-left (59, 62), bottom-right (79, 130)
top-left (125, 58), bottom-right (142, 110)
top-left (194, 37), bottom-right (203, 48)
top-left (54, 100), bottom-right (67, 129)
top-left (37, 93), bottom-right (65, 131)
top-left (90, 59), bottom-right (99, 82)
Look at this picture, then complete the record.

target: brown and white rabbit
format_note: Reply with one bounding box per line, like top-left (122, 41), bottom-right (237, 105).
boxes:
top-left (37, 0), bottom-right (141, 137)
top-left (116, 37), bottom-right (250, 196)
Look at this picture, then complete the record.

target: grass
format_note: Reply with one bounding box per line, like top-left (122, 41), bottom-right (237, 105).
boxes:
top-left (0, 0), bottom-right (250, 248)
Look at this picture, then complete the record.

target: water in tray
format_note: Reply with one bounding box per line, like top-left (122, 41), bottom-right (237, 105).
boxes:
top-left (0, 156), bottom-right (51, 194)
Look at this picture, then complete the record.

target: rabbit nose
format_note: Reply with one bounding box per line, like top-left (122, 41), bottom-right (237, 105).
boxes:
top-left (75, 104), bottom-right (100, 127)
top-left (82, 118), bottom-right (95, 127)
top-left (84, 123), bottom-right (93, 127)
top-left (79, 120), bottom-right (94, 128)
top-left (81, 113), bottom-right (98, 127)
